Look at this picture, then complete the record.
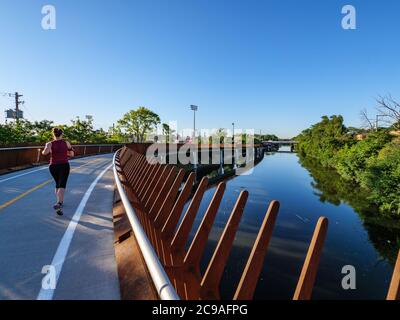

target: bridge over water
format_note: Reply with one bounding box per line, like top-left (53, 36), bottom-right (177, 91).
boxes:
top-left (262, 140), bottom-right (298, 152)
top-left (263, 140), bottom-right (298, 144)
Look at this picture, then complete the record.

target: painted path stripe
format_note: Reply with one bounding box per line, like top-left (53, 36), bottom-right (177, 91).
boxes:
top-left (0, 154), bottom-right (111, 184)
top-left (0, 159), bottom-right (107, 211)
top-left (37, 163), bottom-right (113, 300)
top-left (0, 167), bottom-right (47, 184)
top-left (0, 180), bottom-right (52, 210)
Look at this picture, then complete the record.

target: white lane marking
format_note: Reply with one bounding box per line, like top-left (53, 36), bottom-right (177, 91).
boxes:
top-left (0, 167), bottom-right (47, 183)
top-left (0, 155), bottom-right (112, 184)
top-left (37, 162), bottom-right (113, 300)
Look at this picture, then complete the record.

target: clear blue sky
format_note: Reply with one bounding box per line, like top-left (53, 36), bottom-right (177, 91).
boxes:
top-left (0, 0), bottom-right (399, 138)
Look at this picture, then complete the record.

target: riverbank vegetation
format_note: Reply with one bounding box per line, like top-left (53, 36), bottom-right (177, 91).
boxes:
top-left (296, 111), bottom-right (400, 217)
top-left (299, 155), bottom-right (400, 265)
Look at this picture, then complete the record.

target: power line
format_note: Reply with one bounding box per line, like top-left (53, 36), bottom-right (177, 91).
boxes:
top-left (2, 91), bottom-right (25, 123)
top-left (21, 103), bottom-right (36, 121)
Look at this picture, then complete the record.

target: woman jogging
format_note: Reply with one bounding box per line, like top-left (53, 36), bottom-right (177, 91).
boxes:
top-left (42, 128), bottom-right (74, 215)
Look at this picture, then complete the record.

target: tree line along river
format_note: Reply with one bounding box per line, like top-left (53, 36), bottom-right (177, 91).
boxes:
top-left (185, 147), bottom-right (399, 299)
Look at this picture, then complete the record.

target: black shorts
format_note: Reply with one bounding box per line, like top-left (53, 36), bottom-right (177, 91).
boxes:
top-left (49, 163), bottom-right (70, 189)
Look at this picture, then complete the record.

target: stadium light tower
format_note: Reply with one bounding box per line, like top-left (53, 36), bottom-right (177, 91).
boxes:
top-left (190, 105), bottom-right (199, 171)
top-left (190, 105), bottom-right (198, 142)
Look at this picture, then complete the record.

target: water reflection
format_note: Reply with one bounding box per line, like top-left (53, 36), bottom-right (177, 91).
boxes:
top-left (187, 150), bottom-right (398, 299)
top-left (298, 154), bottom-right (400, 266)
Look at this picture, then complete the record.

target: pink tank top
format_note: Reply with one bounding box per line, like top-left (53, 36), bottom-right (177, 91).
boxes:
top-left (50, 140), bottom-right (69, 165)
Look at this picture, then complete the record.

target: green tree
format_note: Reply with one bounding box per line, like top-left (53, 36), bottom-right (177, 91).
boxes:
top-left (162, 123), bottom-right (175, 143)
top-left (62, 116), bottom-right (94, 143)
top-left (335, 131), bottom-right (392, 182)
top-left (297, 115), bottom-right (399, 216)
top-left (108, 125), bottom-right (130, 143)
top-left (261, 134), bottom-right (280, 141)
top-left (0, 123), bottom-right (18, 146)
top-left (117, 107), bottom-right (160, 143)
top-left (29, 120), bottom-right (54, 143)
top-left (362, 141), bottom-right (400, 215)
top-left (296, 115), bottom-right (350, 166)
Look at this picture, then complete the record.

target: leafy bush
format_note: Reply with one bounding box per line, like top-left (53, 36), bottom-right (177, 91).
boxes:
top-left (362, 142), bottom-right (400, 215)
top-left (335, 131), bottom-right (392, 182)
top-left (296, 115), bottom-right (352, 167)
top-left (0, 117), bottom-right (122, 147)
top-left (297, 115), bottom-right (399, 217)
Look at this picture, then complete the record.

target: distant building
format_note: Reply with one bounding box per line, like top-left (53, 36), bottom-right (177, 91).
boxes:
top-left (356, 134), bottom-right (366, 141)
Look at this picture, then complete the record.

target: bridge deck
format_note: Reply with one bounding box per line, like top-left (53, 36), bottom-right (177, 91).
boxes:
top-left (0, 154), bottom-right (120, 300)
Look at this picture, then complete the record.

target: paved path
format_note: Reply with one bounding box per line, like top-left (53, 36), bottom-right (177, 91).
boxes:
top-left (0, 154), bottom-right (120, 300)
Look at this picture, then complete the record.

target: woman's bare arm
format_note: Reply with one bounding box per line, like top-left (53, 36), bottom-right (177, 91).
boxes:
top-left (42, 142), bottom-right (52, 156)
top-left (66, 141), bottom-right (75, 158)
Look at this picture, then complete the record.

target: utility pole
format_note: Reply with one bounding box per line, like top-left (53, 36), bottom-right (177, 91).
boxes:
top-left (14, 92), bottom-right (23, 124)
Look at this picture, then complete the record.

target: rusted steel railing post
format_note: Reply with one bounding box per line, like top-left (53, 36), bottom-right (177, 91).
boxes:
top-left (130, 156), bottom-right (146, 186)
top-left (122, 154), bottom-right (135, 176)
top-left (293, 217), bottom-right (328, 300)
top-left (201, 190), bottom-right (249, 299)
top-left (115, 146), bottom-right (332, 301)
top-left (148, 168), bottom-right (177, 219)
top-left (134, 160), bottom-right (152, 191)
top-left (170, 177), bottom-right (209, 258)
top-left (162, 173), bottom-right (196, 238)
top-left (137, 162), bottom-right (156, 198)
top-left (128, 156), bottom-right (143, 186)
top-left (120, 152), bottom-right (136, 175)
top-left (184, 183), bottom-right (226, 270)
top-left (121, 153), bottom-right (132, 169)
top-left (144, 166), bottom-right (171, 211)
top-left (141, 164), bottom-right (162, 203)
top-left (152, 169), bottom-right (185, 256)
top-left (147, 167), bottom-right (177, 245)
top-left (36, 148), bottom-right (41, 163)
top-left (154, 169), bottom-right (185, 228)
top-left (234, 200), bottom-right (280, 300)
top-left (387, 250), bottom-right (400, 300)
top-left (124, 152), bottom-right (138, 175)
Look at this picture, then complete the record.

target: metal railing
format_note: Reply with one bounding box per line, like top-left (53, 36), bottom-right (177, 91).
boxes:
top-left (0, 144), bottom-right (123, 172)
top-left (113, 151), bottom-right (180, 300)
top-left (113, 146), bottom-right (329, 300)
top-left (113, 145), bottom-right (400, 300)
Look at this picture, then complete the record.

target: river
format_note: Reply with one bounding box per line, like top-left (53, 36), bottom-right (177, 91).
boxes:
top-left (186, 148), bottom-right (399, 299)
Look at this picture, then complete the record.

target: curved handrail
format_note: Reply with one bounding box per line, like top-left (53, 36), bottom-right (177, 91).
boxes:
top-left (112, 150), bottom-right (180, 301)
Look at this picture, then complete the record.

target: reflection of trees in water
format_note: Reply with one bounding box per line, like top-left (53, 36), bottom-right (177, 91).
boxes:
top-left (298, 155), bottom-right (400, 265)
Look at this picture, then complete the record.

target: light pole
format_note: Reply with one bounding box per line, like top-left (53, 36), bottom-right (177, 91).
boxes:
top-left (232, 122), bottom-right (237, 169)
top-left (190, 105), bottom-right (198, 142)
top-left (190, 105), bottom-right (198, 170)
top-left (232, 123), bottom-right (235, 144)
